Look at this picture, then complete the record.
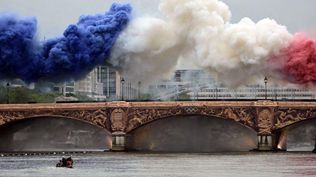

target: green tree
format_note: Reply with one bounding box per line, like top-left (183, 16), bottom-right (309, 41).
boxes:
top-left (170, 92), bottom-right (191, 101)
top-left (139, 93), bottom-right (153, 101)
top-left (9, 87), bottom-right (32, 103)
top-left (31, 92), bottom-right (58, 103)
top-left (0, 87), bottom-right (7, 103)
top-left (75, 94), bottom-right (93, 101)
top-left (0, 86), bottom-right (61, 104)
top-left (178, 92), bottom-right (191, 100)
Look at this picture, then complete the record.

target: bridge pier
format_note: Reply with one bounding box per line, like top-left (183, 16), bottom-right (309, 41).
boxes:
top-left (111, 132), bottom-right (126, 152)
top-left (257, 134), bottom-right (275, 151)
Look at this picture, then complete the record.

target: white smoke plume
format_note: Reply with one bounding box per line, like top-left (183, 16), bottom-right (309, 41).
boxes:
top-left (110, 0), bottom-right (292, 86)
top-left (110, 17), bottom-right (180, 84)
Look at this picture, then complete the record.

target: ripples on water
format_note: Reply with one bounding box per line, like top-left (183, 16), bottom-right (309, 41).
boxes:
top-left (1, 152), bottom-right (316, 177)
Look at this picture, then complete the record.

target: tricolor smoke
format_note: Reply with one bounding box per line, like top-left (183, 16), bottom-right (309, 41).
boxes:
top-left (110, 0), bottom-right (293, 85)
top-left (0, 0), bottom-right (315, 87)
top-left (0, 14), bottom-right (37, 82)
top-left (0, 3), bottom-right (131, 83)
top-left (273, 33), bottom-right (316, 85)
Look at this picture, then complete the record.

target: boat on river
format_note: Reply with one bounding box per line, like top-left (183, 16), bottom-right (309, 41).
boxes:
top-left (56, 157), bottom-right (73, 168)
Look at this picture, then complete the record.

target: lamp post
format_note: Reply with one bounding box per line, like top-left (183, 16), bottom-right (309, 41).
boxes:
top-left (121, 78), bottom-right (125, 101)
top-left (264, 77), bottom-right (268, 100)
top-left (6, 82), bottom-right (10, 104)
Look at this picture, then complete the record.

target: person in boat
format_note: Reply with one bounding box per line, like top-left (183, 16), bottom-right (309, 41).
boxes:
top-left (66, 157), bottom-right (73, 168)
top-left (56, 159), bottom-right (63, 167)
top-left (56, 156), bottom-right (73, 168)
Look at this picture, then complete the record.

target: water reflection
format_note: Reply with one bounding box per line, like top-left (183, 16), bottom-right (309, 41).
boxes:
top-left (0, 152), bottom-right (316, 177)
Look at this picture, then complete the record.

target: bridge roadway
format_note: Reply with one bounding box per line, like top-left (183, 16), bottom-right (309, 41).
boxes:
top-left (0, 100), bottom-right (316, 151)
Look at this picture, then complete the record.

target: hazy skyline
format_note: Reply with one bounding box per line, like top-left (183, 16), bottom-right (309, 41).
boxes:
top-left (0, 0), bottom-right (315, 39)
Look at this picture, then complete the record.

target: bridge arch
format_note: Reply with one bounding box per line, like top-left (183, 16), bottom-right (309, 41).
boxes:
top-left (0, 116), bottom-right (112, 152)
top-left (126, 106), bottom-right (257, 133)
top-left (1, 114), bottom-right (110, 130)
top-left (126, 113), bottom-right (256, 133)
top-left (276, 116), bottom-right (316, 131)
top-left (126, 114), bottom-right (258, 152)
top-left (274, 117), bottom-right (316, 151)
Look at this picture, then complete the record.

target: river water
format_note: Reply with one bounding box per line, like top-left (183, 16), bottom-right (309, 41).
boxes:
top-left (1, 152), bottom-right (316, 177)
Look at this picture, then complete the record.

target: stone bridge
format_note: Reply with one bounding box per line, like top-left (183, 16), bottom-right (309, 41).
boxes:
top-left (1, 100), bottom-right (316, 151)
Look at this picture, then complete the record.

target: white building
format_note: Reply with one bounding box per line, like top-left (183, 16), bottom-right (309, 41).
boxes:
top-left (97, 66), bottom-right (138, 100)
top-left (75, 67), bottom-right (105, 100)
top-left (54, 68), bottom-right (104, 100)
top-left (54, 66), bottom-right (139, 101)
top-left (149, 70), bottom-right (316, 100)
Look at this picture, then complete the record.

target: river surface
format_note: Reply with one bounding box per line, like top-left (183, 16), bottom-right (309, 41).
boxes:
top-left (1, 152), bottom-right (316, 177)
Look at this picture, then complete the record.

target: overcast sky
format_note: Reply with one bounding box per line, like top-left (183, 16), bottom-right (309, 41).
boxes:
top-left (0, 0), bottom-right (315, 39)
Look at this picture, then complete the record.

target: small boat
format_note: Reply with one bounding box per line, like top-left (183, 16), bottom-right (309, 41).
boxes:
top-left (56, 157), bottom-right (73, 168)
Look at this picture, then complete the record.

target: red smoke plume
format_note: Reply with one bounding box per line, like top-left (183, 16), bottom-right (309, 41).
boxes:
top-left (278, 33), bottom-right (316, 85)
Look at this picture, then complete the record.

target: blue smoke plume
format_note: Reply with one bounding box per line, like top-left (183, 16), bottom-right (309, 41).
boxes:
top-left (0, 3), bottom-right (131, 83)
top-left (0, 14), bottom-right (37, 81)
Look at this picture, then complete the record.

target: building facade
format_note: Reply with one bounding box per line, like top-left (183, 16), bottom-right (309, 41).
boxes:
top-left (97, 66), bottom-right (121, 100)
top-left (149, 70), bottom-right (316, 100)
top-left (54, 67), bottom-right (105, 100)
top-left (54, 66), bottom-right (139, 101)
top-left (74, 67), bottom-right (104, 100)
